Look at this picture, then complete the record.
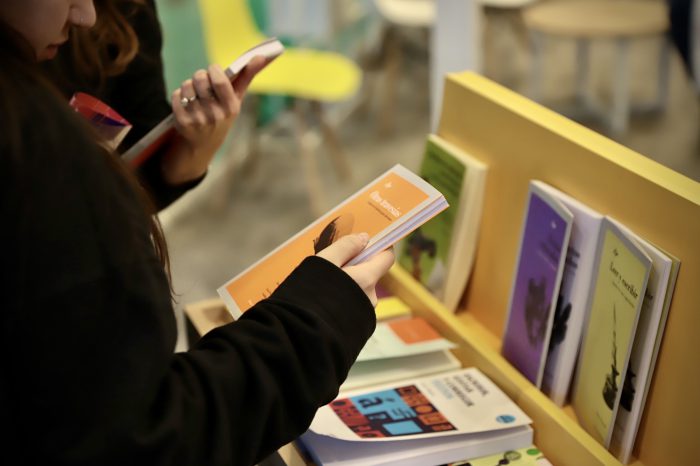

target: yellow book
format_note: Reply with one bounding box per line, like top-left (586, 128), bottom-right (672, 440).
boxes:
top-left (572, 217), bottom-right (651, 447)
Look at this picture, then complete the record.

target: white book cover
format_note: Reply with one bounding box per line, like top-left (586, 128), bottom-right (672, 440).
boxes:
top-left (122, 37), bottom-right (285, 167)
top-left (303, 368), bottom-right (532, 466)
top-left (607, 218), bottom-right (679, 464)
top-left (218, 164), bottom-right (448, 318)
top-left (299, 425), bottom-right (533, 466)
top-left (341, 350), bottom-right (461, 393)
top-left (397, 134), bottom-right (487, 312)
top-left (311, 368), bottom-right (531, 441)
top-left (501, 181), bottom-right (573, 388)
top-left (534, 181), bottom-right (605, 407)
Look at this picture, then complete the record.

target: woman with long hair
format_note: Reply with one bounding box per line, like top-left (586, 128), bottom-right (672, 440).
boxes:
top-left (43, 0), bottom-right (261, 209)
top-left (0, 1), bottom-right (394, 465)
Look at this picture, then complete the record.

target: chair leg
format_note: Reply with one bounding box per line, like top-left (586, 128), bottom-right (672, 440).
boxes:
top-left (240, 95), bottom-right (262, 175)
top-left (575, 38), bottom-right (593, 108)
top-left (654, 36), bottom-right (671, 111)
top-left (294, 100), bottom-right (325, 217)
top-left (528, 29), bottom-right (545, 102)
top-left (379, 25), bottom-right (402, 137)
top-left (311, 100), bottom-right (352, 182)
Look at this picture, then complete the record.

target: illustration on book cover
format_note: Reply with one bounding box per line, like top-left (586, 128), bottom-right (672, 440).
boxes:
top-left (330, 385), bottom-right (457, 438)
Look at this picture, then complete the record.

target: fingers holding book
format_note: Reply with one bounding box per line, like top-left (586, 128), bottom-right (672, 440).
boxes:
top-left (316, 233), bottom-right (396, 307)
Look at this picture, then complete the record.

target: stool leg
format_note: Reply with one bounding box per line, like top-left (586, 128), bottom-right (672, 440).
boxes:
top-left (610, 38), bottom-right (630, 135)
top-left (294, 100), bottom-right (325, 217)
top-left (528, 30), bottom-right (545, 102)
top-left (654, 36), bottom-right (671, 111)
top-left (379, 25), bottom-right (401, 137)
top-left (575, 38), bottom-right (593, 108)
top-left (311, 100), bottom-right (352, 182)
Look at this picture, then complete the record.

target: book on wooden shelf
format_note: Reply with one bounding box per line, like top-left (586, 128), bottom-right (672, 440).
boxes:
top-left (571, 217), bottom-right (652, 448)
top-left (397, 134), bottom-right (487, 312)
top-left (501, 181), bottom-right (573, 388)
top-left (217, 164), bottom-right (448, 318)
top-left (533, 181), bottom-right (605, 407)
top-left (439, 444), bottom-right (553, 466)
top-left (606, 218), bottom-right (680, 464)
top-left (299, 368), bottom-right (533, 466)
top-left (121, 37), bottom-right (285, 168)
top-left (341, 316), bottom-right (460, 392)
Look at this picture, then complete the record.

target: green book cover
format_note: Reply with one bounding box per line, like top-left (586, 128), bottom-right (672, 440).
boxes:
top-left (398, 136), bottom-right (467, 296)
top-left (572, 218), bottom-right (651, 447)
top-left (444, 445), bottom-right (549, 465)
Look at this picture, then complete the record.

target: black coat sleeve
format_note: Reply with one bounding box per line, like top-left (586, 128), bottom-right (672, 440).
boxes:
top-left (2, 78), bottom-right (375, 466)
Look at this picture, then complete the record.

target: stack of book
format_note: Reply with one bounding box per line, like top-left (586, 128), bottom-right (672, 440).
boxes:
top-left (299, 368), bottom-right (534, 466)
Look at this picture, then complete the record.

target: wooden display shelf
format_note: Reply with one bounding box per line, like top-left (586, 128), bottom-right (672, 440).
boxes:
top-left (185, 72), bottom-right (699, 465)
top-left (395, 71), bottom-right (700, 466)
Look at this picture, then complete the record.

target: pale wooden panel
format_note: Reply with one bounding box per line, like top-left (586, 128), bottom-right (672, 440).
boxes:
top-left (434, 71), bottom-right (700, 466)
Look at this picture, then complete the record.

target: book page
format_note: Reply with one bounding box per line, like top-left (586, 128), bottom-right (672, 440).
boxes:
top-left (310, 368), bottom-right (531, 442)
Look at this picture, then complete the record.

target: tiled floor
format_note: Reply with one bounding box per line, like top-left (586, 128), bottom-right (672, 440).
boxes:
top-left (157, 6), bottom-right (700, 351)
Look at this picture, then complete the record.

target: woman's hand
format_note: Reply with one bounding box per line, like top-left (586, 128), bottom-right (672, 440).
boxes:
top-left (161, 56), bottom-right (268, 185)
top-left (316, 234), bottom-right (395, 307)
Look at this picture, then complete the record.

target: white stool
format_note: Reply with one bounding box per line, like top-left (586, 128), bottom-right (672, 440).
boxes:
top-left (523, 0), bottom-right (670, 135)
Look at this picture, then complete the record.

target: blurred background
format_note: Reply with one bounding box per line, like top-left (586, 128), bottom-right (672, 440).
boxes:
top-left (153, 0), bottom-right (700, 351)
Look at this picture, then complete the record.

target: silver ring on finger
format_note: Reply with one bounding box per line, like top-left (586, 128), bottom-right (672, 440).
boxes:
top-left (180, 95), bottom-right (197, 108)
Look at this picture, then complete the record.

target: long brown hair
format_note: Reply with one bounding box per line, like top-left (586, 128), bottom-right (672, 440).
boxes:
top-left (1, 15), bottom-right (171, 285)
top-left (68, 0), bottom-right (146, 90)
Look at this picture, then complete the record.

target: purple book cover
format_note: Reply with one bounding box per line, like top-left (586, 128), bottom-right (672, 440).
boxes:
top-left (502, 184), bottom-right (573, 386)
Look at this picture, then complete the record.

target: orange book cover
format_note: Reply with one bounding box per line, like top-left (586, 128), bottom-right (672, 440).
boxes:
top-left (218, 164), bottom-right (447, 317)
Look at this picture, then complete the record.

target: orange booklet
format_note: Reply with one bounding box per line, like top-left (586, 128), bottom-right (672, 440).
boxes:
top-left (121, 37), bottom-right (284, 168)
top-left (218, 164), bottom-right (448, 317)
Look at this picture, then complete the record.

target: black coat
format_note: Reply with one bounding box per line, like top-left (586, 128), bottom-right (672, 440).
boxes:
top-left (2, 32), bottom-right (375, 466)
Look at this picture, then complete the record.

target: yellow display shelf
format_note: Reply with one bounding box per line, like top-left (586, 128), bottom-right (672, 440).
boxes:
top-left (380, 71), bottom-right (700, 466)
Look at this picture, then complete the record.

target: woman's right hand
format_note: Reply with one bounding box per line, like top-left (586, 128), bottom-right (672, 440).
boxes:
top-left (316, 233), bottom-right (395, 307)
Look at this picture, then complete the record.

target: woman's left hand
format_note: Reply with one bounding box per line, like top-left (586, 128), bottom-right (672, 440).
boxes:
top-left (161, 56), bottom-right (267, 185)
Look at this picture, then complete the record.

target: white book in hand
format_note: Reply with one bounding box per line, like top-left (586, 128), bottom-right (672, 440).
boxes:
top-left (121, 37), bottom-right (284, 167)
top-left (218, 164), bottom-right (448, 318)
top-left (533, 181), bottom-right (605, 407)
top-left (606, 218), bottom-right (679, 464)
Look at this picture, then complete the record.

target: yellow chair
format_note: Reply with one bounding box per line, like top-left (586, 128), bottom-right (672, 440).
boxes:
top-left (198, 0), bottom-right (362, 215)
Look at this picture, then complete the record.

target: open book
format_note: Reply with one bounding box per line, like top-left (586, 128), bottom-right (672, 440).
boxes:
top-left (218, 164), bottom-right (448, 318)
top-left (121, 37), bottom-right (285, 167)
top-left (501, 181), bottom-right (573, 388)
top-left (300, 368), bottom-right (533, 466)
